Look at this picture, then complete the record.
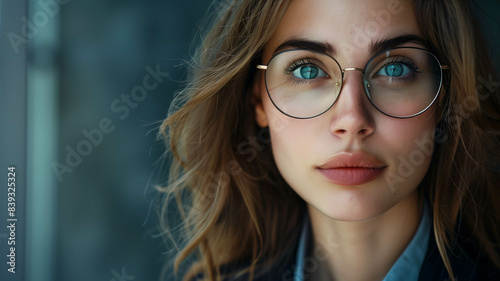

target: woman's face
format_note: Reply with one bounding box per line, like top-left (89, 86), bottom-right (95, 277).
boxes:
top-left (254, 0), bottom-right (438, 221)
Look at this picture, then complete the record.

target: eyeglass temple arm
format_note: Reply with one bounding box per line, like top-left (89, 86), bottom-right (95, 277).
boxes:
top-left (256, 65), bottom-right (267, 69)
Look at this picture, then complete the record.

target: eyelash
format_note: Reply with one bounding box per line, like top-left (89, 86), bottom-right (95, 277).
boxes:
top-left (386, 56), bottom-right (418, 69)
top-left (374, 56), bottom-right (421, 82)
top-left (284, 58), bottom-right (319, 74)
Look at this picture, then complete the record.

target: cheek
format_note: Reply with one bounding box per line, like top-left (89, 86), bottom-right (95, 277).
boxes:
top-left (379, 113), bottom-right (436, 156)
top-left (261, 93), bottom-right (314, 180)
top-left (376, 113), bottom-right (437, 192)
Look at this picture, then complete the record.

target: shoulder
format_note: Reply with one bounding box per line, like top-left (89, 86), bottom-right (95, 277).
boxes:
top-left (190, 215), bottom-right (305, 281)
top-left (219, 247), bottom-right (298, 281)
top-left (188, 240), bottom-right (299, 281)
top-left (419, 230), bottom-right (500, 281)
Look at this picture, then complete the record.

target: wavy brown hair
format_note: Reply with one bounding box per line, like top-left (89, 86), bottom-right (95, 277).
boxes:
top-left (415, 0), bottom-right (500, 278)
top-left (159, 0), bottom-right (500, 280)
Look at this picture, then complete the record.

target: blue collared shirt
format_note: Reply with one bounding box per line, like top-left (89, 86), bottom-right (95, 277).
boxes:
top-left (293, 202), bottom-right (431, 281)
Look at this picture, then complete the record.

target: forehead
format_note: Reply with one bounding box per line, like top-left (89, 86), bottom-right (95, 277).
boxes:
top-left (264, 0), bottom-right (421, 62)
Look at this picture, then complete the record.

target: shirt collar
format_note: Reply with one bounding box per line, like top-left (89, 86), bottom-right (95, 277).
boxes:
top-left (293, 201), bottom-right (431, 281)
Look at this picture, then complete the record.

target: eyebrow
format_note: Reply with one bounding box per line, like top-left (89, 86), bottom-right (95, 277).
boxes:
top-left (370, 34), bottom-right (425, 54)
top-left (272, 34), bottom-right (426, 57)
top-left (274, 38), bottom-right (334, 56)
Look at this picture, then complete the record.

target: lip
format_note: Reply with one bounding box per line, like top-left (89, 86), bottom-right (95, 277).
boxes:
top-left (316, 152), bottom-right (387, 186)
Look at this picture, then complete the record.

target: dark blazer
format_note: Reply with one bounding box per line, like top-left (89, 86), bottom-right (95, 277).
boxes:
top-left (212, 228), bottom-right (500, 281)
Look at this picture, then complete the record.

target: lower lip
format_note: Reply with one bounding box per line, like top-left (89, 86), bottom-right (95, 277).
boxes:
top-left (317, 167), bottom-right (386, 186)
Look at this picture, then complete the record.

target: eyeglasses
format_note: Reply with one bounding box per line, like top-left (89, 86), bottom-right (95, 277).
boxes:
top-left (256, 47), bottom-right (449, 119)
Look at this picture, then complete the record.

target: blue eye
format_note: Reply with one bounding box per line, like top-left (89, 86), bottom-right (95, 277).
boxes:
top-left (292, 65), bottom-right (327, 79)
top-left (376, 63), bottom-right (412, 77)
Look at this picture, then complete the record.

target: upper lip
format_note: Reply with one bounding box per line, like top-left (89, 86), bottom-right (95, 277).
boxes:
top-left (317, 151), bottom-right (387, 169)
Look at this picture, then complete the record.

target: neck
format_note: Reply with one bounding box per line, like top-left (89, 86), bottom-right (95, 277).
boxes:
top-left (307, 191), bottom-right (422, 281)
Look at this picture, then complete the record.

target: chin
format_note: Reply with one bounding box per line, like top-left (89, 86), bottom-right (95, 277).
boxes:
top-left (305, 181), bottom-right (415, 222)
top-left (312, 200), bottom-right (393, 222)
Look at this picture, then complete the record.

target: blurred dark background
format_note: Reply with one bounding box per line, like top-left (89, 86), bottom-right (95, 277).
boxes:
top-left (2, 0), bottom-right (212, 281)
top-left (50, 1), bottom-right (213, 281)
top-left (0, 1), bottom-right (498, 281)
top-left (55, 1), bottom-right (211, 281)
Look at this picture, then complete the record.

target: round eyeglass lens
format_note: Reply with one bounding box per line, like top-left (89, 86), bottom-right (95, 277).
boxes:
top-left (363, 48), bottom-right (443, 118)
top-left (264, 49), bottom-right (343, 118)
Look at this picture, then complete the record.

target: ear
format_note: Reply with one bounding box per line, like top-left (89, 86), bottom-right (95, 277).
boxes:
top-left (252, 75), bottom-right (269, 128)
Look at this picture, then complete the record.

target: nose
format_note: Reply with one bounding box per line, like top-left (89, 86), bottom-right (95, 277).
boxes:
top-left (329, 69), bottom-right (375, 139)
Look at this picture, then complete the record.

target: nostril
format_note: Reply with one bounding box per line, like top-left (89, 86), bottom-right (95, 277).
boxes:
top-left (334, 128), bottom-right (372, 137)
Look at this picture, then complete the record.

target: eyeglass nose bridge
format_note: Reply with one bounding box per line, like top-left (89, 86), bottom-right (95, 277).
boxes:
top-left (336, 67), bottom-right (365, 87)
top-left (342, 67), bottom-right (364, 73)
